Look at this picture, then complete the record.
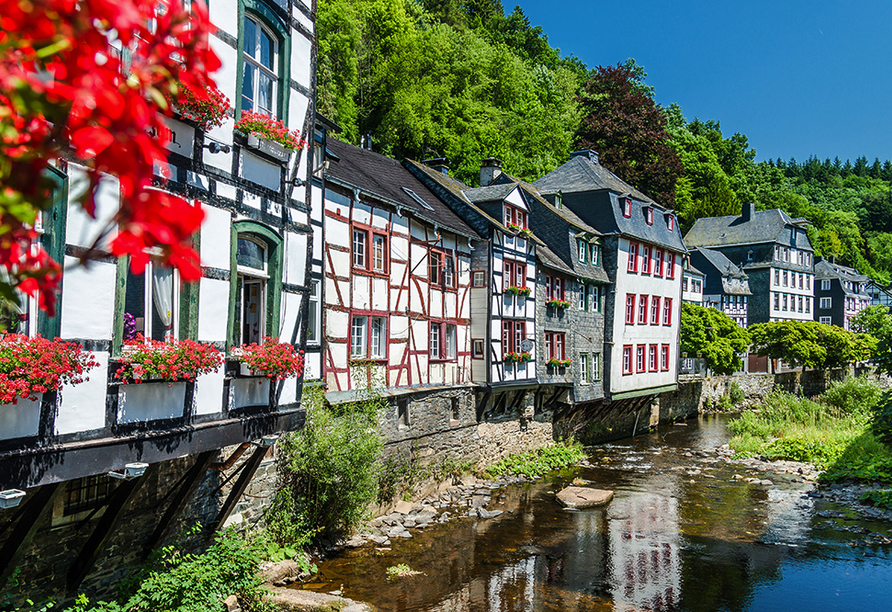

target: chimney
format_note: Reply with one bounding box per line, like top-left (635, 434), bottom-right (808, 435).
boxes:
top-left (423, 157), bottom-right (450, 175)
top-left (570, 149), bottom-right (599, 164)
top-left (741, 202), bottom-right (755, 222)
top-left (479, 157), bottom-right (503, 186)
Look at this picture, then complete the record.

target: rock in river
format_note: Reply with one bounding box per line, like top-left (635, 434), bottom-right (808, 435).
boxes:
top-left (556, 486), bottom-right (614, 509)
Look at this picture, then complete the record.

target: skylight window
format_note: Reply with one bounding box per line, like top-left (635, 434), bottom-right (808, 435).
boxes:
top-left (402, 187), bottom-right (434, 211)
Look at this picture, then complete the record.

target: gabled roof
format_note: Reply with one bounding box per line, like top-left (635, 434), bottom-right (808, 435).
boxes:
top-left (532, 154), bottom-right (653, 203)
top-left (537, 244), bottom-right (576, 276)
top-left (689, 248), bottom-right (752, 296)
top-left (325, 139), bottom-right (479, 239)
top-left (814, 258), bottom-right (869, 284)
top-left (494, 173), bottom-right (601, 237)
top-left (462, 183), bottom-right (517, 204)
top-left (684, 208), bottom-right (813, 250)
top-left (692, 247), bottom-right (748, 279)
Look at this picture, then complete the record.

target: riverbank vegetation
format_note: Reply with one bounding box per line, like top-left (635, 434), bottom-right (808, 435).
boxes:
top-left (727, 377), bottom-right (892, 508)
top-left (484, 439), bottom-right (585, 479)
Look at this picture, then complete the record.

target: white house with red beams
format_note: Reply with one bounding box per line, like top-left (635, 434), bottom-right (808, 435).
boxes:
top-left (319, 140), bottom-right (480, 422)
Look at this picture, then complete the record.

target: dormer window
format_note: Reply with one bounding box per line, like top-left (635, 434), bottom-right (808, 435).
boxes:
top-left (645, 207), bottom-right (653, 225)
top-left (504, 204), bottom-right (527, 230)
top-left (667, 215), bottom-right (675, 231)
top-left (577, 239), bottom-right (586, 262)
top-left (622, 198), bottom-right (632, 218)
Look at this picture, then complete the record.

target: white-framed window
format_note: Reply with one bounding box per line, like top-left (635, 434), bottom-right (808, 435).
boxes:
top-left (821, 279), bottom-right (831, 291)
top-left (806, 297), bottom-right (811, 313)
top-left (783, 294), bottom-right (788, 311)
top-left (577, 239), bottom-right (586, 262)
top-left (472, 339), bottom-right (484, 358)
top-left (307, 279), bottom-right (320, 345)
top-left (774, 292), bottom-right (779, 310)
top-left (124, 257), bottom-right (179, 342)
top-left (351, 314), bottom-right (387, 359)
top-left (820, 316), bottom-right (832, 324)
top-left (580, 354), bottom-right (590, 382)
top-left (775, 269), bottom-right (780, 286)
top-left (472, 271), bottom-right (486, 287)
top-left (820, 297), bottom-right (832, 309)
top-left (430, 324), bottom-right (440, 358)
top-left (353, 229), bottom-right (366, 268)
top-left (592, 353), bottom-right (601, 380)
top-left (578, 283), bottom-right (585, 309)
top-left (429, 322), bottom-right (457, 360)
top-left (242, 15), bottom-right (278, 117)
top-left (645, 207), bottom-right (653, 225)
top-left (235, 237), bottom-right (270, 345)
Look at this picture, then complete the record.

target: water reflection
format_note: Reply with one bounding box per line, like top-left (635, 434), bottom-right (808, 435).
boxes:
top-left (299, 416), bottom-right (892, 612)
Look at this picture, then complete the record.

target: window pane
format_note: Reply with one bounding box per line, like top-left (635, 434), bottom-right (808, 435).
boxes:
top-left (237, 237), bottom-right (266, 271)
top-left (371, 317), bottom-right (385, 358)
top-left (351, 316), bottom-right (366, 357)
top-left (430, 324), bottom-right (440, 358)
top-left (241, 62), bottom-right (255, 111)
top-left (373, 235), bottom-right (385, 272)
top-left (150, 266), bottom-right (175, 341)
top-left (258, 72), bottom-right (274, 116)
top-left (124, 268), bottom-right (147, 339)
top-left (353, 231), bottom-right (366, 268)
top-left (244, 18), bottom-right (257, 59)
top-left (446, 325), bottom-right (455, 359)
top-left (260, 28), bottom-right (274, 69)
top-left (242, 279), bottom-right (264, 344)
top-left (307, 280), bottom-right (319, 343)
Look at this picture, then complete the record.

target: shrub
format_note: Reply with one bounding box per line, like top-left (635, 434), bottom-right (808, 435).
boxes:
top-left (485, 439), bottom-right (585, 479)
top-left (729, 381), bottom-right (745, 405)
top-left (717, 394), bottom-right (733, 412)
top-left (870, 392), bottom-right (892, 448)
top-left (0, 334), bottom-right (99, 403)
top-left (820, 376), bottom-right (884, 418)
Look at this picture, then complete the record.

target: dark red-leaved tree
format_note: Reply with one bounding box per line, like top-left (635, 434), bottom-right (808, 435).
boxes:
top-left (575, 62), bottom-right (683, 208)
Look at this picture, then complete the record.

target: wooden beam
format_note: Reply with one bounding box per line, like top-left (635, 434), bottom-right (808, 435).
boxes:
top-left (143, 450), bottom-right (217, 557)
top-left (0, 483), bottom-right (63, 586)
top-left (67, 464), bottom-right (157, 594)
top-left (209, 445), bottom-right (267, 533)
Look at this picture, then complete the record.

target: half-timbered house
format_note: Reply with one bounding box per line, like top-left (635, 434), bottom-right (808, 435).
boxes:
top-left (319, 140), bottom-right (481, 444)
top-left (0, 0), bottom-right (316, 602)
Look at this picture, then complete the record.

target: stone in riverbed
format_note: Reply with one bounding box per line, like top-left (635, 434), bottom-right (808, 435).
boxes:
top-left (556, 486), bottom-right (614, 509)
top-left (393, 500), bottom-right (414, 514)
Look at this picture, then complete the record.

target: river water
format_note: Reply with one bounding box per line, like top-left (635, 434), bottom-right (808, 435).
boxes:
top-left (299, 415), bottom-right (892, 611)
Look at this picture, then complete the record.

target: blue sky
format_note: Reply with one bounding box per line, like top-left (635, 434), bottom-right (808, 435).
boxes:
top-left (518, 0), bottom-right (892, 164)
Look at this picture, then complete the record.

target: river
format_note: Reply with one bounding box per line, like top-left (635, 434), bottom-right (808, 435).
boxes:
top-left (297, 415), bottom-right (892, 611)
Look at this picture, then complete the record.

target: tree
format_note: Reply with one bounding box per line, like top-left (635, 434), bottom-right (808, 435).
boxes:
top-left (749, 320), bottom-right (870, 371)
top-left (575, 62), bottom-right (683, 207)
top-left (852, 305), bottom-right (892, 373)
top-left (1, 0), bottom-right (220, 313)
top-left (680, 303), bottom-right (750, 375)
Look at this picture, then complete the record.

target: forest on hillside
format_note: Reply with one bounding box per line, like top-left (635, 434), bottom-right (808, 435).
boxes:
top-left (316, 0), bottom-right (892, 284)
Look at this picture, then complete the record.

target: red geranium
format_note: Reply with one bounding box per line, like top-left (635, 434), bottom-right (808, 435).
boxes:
top-left (236, 337), bottom-right (305, 380)
top-left (115, 335), bottom-right (222, 383)
top-left (234, 111), bottom-right (306, 151)
top-left (0, 334), bottom-right (99, 403)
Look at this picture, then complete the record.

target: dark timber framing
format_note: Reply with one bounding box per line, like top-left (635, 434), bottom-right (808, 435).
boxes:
top-left (209, 445), bottom-right (268, 532)
top-left (0, 483), bottom-right (63, 586)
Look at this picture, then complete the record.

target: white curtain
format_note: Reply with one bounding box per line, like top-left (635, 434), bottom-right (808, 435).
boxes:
top-left (151, 266), bottom-right (174, 334)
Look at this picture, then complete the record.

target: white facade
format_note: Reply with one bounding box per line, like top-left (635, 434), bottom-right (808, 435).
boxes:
top-left (768, 265), bottom-right (814, 322)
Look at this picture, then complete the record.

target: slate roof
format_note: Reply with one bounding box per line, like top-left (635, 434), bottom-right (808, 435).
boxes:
top-left (325, 139), bottom-right (479, 239)
top-left (532, 154), bottom-right (653, 203)
top-left (689, 248), bottom-right (752, 296)
top-left (684, 208), bottom-right (813, 250)
top-left (693, 248), bottom-right (748, 279)
top-left (537, 244), bottom-right (576, 276)
top-left (814, 258), bottom-right (869, 283)
top-left (494, 173), bottom-right (601, 236)
top-left (462, 183), bottom-right (517, 204)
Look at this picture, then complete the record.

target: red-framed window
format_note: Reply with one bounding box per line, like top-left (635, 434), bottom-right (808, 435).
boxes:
top-left (666, 252), bottom-right (676, 279)
top-left (652, 248), bottom-right (663, 277)
top-left (352, 225), bottom-right (388, 274)
top-left (663, 297), bottom-right (673, 325)
top-left (504, 204), bottom-right (527, 229)
top-left (637, 295), bottom-right (648, 325)
top-left (503, 260), bottom-right (527, 290)
top-left (645, 207), bottom-right (653, 225)
top-left (641, 245), bottom-right (651, 274)
top-left (650, 296), bottom-right (660, 325)
top-left (667, 215), bottom-right (675, 231)
top-left (622, 345), bottom-right (633, 375)
top-left (429, 249), bottom-right (456, 289)
top-left (544, 331), bottom-right (566, 360)
top-left (648, 344), bottom-right (658, 372)
top-left (430, 321), bottom-right (457, 361)
top-left (625, 294), bottom-right (636, 324)
top-left (661, 344), bottom-right (670, 371)
top-left (636, 345), bottom-right (646, 373)
top-left (502, 319), bottom-right (526, 355)
top-left (628, 242), bottom-right (639, 273)
top-left (350, 313), bottom-right (388, 361)
top-left (622, 197), bottom-right (632, 218)
top-left (546, 275), bottom-right (565, 301)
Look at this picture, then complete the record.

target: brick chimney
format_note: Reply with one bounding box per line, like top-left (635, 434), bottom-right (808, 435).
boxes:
top-left (423, 157), bottom-right (450, 175)
top-left (570, 149), bottom-right (599, 164)
top-left (479, 157), bottom-right (503, 186)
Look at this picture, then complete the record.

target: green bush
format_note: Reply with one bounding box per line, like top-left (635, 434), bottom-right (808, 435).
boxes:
top-left (717, 394), bottom-right (733, 412)
top-left (820, 376), bottom-right (884, 418)
top-left (870, 392), bottom-right (892, 448)
top-left (485, 440), bottom-right (585, 479)
top-left (861, 489), bottom-right (892, 510)
top-left (729, 381), bottom-right (745, 406)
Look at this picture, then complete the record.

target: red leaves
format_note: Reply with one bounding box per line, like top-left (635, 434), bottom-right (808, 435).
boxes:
top-left (0, 0), bottom-right (222, 310)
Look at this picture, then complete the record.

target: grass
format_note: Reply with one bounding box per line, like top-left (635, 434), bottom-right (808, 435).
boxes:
top-left (386, 564), bottom-right (422, 580)
top-left (484, 439), bottom-right (586, 479)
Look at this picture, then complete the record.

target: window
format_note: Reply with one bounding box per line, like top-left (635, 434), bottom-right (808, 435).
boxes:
top-left (650, 296), bottom-right (660, 325)
top-left (774, 292), bottom-right (780, 310)
top-left (430, 322), bottom-right (457, 360)
top-left (353, 226), bottom-right (387, 273)
top-left (580, 354), bottom-right (590, 382)
top-left (821, 279), bottom-right (830, 291)
top-left (662, 297), bottom-right (673, 325)
top-left (820, 297), bottom-right (832, 309)
top-left (637, 295), bottom-right (648, 325)
top-left (429, 249), bottom-right (455, 288)
top-left (625, 294), bottom-right (636, 324)
top-left (64, 475), bottom-right (113, 517)
top-left (683, 277), bottom-right (688, 292)
top-left (504, 204), bottom-right (527, 229)
top-left (666, 252), bottom-right (676, 279)
top-left (667, 215), bottom-right (675, 231)
top-left (124, 260), bottom-right (179, 342)
top-left (592, 353), bottom-right (601, 381)
top-left (397, 398), bottom-right (409, 427)
top-left (646, 207), bottom-right (654, 224)
top-left (544, 332), bottom-right (566, 361)
top-left (622, 346), bottom-right (633, 375)
top-left (628, 242), bottom-right (639, 273)
top-left (798, 273), bottom-right (803, 289)
top-left (578, 283), bottom-right (586, 310)
top-left (502, 320), bottom-right (526, 355)
top-left (229, 224), bottom-right (283, 353)
top-left (775, 269), bottom-right (780, 286)
top-left (648, 344), bottom-right (658, 372)
top-left (577, 239), bottom-right (587, 262)
top-left (641, 245), bottom-right (651, 274)
top-left (472, 339), bottom-right (484, 358)
top-left (775, 245), bottom-right (780, 260)
top-left (653, 249), bottom-right (663, 277)
top-left (805, 298), bottom-right (810, 313)
top-left (590, 285), bottom-right (602, 312)
top-left (351, 314), bottom-right (387, 359)
top-left (820, 316), bottom-right (832, 325)
top-left (503, 260), bottom-right (526, 291)
top-left (472, 271), bottom-right (486, 287)
top-left (783, 294), bottom-right (788, 311)
top-left (622, 198), bottom-right (632, 218)
top-left (590, 243), bottom-right (601, 266)
top-left (546, 275), bottom-right (565, 301)
top-left (235, 237), bottom-right (269, 345)
top-left (661, 344), bottom-right (670, 371)
top-left (798, 296), bottom-right (803, 312)
top-left (242, 15), bottom-right (278, 117)
top-left (307, 279), bottom-right (320, 345)
top-left (636, 345), bottom-right (646, 373)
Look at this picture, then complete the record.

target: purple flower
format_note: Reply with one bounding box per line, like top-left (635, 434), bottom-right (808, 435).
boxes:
top-left (123, 313), bottom-right (137, 341)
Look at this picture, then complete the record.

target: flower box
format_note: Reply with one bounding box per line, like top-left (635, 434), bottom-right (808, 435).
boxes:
top-left (505, 286), bottom-right (531, 297)
top-left (0, 334), bottom-right (98, 405)
top-left (504, 352), bottom-right (532, 363)
top-left (547, 359), bottom-right (572, 368)
top-left (246, 133), bottom-right (291, 162)
top-left (546, 299), bottom-right (571, 309)
top-left (0, 489), bottom-right (26, 509)
top-left (115, 335), bottom-right (222, 384)
top-left (235, 338), bottom-right (305, 380)
top-left (169, 82), bottom-right (231, 131)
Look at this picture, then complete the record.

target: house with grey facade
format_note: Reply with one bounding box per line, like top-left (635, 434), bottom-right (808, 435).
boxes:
top-left (814, 258), bottom-right (870, 329)
top-left (689, 247), bottom-right (752, 328)
top-left (684, 203), bottom-right (815, 326)
top-left (681, 255), bottom-right (704, 306)
top-left (867, 280), bottom-right (892, 313)
top-left (533, 150), bottom-right (685, 406)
